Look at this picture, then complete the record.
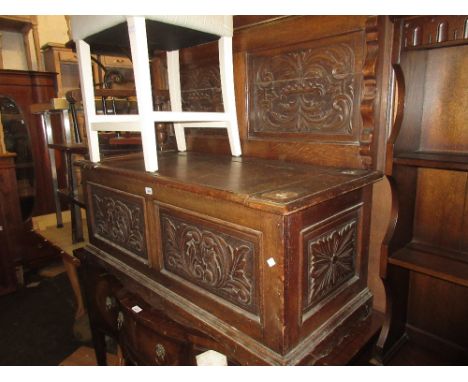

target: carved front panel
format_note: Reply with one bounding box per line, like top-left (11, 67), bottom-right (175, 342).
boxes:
top-left (302, 211), bottom-right (360, 312)
top-left (248, 31), bottom-right (363, 141)
top-left (160, 209), bottom-right (258, 314)
top-left (89, 184), bottom-right (147, 262)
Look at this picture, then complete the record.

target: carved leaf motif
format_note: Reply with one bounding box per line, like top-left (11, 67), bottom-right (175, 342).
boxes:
top-left (251, 42), bottom-right (356, 134)
top-left (93, 193), bottom-right (145, 258)
top-left (161, 214), bottom-right (255, 312)
top-left (307, 220), bottom-right (357, 307)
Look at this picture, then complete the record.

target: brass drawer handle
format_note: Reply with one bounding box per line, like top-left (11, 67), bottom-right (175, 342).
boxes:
top-left (105, 296), bottom-right (116, 311)
top-left (117, 311), bottom-right (124, 330)
top-left (155, 343), bottom-right (166, 363)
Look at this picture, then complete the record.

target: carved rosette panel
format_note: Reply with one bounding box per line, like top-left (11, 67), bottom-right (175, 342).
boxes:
top-left (160, 212), bottom-right (257, 313)
top-left (91, 186), bottom-right (147, 261)
top-left (181, 65), bottom-right (223, 112)
top-left (305, 219), bottom-right (357, 308)
top-left (249, 38), bottom-right (357, 136)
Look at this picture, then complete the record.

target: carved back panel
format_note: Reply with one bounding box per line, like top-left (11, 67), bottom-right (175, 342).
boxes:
top-left (247, 32), bottom-right (362, 142)
top-left (183, 16), bottom-right (385, 170)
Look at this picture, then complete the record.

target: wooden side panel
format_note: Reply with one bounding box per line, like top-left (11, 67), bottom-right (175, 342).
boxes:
top-left (0, 155), bottom-right (22, 293)
top-left (285, 188), bottom-right (372, 352)
top-left (413, 168), bottom-right (468, 254)
top-left (408, 272), bottom-right (468, 350)
top-left (0, 70), bottom-right (57, 216)
top-left (419, 46), bottom-right (468, 152)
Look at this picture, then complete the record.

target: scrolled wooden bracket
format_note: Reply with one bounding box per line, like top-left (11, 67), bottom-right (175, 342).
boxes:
top-left (359, 16), bottom-right (379, 169)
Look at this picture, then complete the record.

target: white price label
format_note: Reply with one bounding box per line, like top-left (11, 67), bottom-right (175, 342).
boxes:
top-left (131, 305), bottom-right (143, 313)
top-left (267, 257), bottom-right (276, 267)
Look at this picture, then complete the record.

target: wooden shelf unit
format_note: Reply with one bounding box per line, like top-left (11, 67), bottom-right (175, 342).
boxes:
top-left (375, 15), bottom-right (468, 365)
top-left (389, 245), bottom-right (468, 288)
top-left (0, 16), bottom-right (43, 71)
top-left (393, 151), bottom-right (468, 172)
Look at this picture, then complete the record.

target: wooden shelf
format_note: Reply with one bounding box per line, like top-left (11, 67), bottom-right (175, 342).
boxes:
top-left (48, 143), bottom-right (88, 154)
top-left (393, 151), bottom-right (468, 171)
top-left (95, 88), bottom-right (136, 98)
top-left (0, 113), bottom-right (24, 120)
top-left (389, 246), bottom-right (468, 287)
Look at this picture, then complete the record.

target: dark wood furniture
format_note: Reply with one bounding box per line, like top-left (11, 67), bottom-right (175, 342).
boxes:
top-left (0, 70), bottom-right (58, 217)
top-left (77, 151), bottom-right (381, 365)
top-left (0, 16), bottom-right (43, 71)
top-left (75, 16), bottom-right (393, 365)
top-left (43, 43), bottom-right (134, 97)
top-left (374, 16), bottom-right (468, 365)
top-left (0, 153), bottom-right (22, 294)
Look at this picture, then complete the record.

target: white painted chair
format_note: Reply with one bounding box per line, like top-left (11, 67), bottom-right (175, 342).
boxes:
top-left (70, 16), bottom-right (242, 172)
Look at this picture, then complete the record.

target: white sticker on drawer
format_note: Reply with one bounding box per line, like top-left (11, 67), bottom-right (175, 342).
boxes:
top-left (145, 187), bottom-right (153, 195)
top-left (196, 350), bottom-right (228, 366)
top-left (131, 305), bottom-right (143, 313)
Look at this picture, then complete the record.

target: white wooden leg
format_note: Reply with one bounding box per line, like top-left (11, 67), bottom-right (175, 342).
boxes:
top-left (127, 16), bottom-right (158, 172)
top-left (219, 36), bottom-right (242, 157)
top-left (76, 40), bottom-right (100, 162)
top-left (166, 50), bottom-right (186, 151)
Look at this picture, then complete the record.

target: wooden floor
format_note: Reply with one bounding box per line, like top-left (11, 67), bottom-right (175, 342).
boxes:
top-left (388, 340), bottom-right (467, 366)
top-left (60, 346), bottom-right (119, 366)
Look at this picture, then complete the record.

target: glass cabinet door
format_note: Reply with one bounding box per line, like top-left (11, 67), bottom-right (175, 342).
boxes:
top-left (0, 96), bottom-right (35, 220)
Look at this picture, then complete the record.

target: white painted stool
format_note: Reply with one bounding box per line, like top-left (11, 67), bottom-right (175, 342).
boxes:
top-left (70, 15), bottom-right (242, 172)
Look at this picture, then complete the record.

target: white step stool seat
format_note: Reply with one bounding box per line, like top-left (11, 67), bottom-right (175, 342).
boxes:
top-left (71, 15), bottom-right (241, 173)
top-left (70, 15), bottom-right (233, 40)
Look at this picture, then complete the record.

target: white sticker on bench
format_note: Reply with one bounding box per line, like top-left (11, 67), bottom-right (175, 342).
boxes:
top-left (267, 257), bottom-right (276, 267)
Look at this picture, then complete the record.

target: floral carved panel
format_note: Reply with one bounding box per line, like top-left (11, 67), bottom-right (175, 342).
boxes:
top-left (248, 31), bottom-right (363, 141)
top-left (303, 217), bottom-right (358, 310)
top-left (160, 210), bottom-right (257, 313)
top-left (90, 184), bottom-right (147, 261)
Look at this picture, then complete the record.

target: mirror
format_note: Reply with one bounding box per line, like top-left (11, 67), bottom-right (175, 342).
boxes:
top-left (0, 96), bottom-right (35, 220)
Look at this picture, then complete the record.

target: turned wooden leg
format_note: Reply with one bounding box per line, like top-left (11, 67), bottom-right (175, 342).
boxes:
top-left (62, 258), bottom-right (86, 319)
top-left (90, 328), bottom-right (108, 366)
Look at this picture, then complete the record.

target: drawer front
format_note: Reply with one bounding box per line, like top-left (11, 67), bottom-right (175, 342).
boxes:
top-left (101, 55), bottom-right (133, 68)
top-left (58, 50), bottom-right (78, 62)
top-left (116, 292), bottom-right (189, 366)
top-left (133, 322), bottom-right (185, 365)
top-left (92, 275), bottom-right (121, 331)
